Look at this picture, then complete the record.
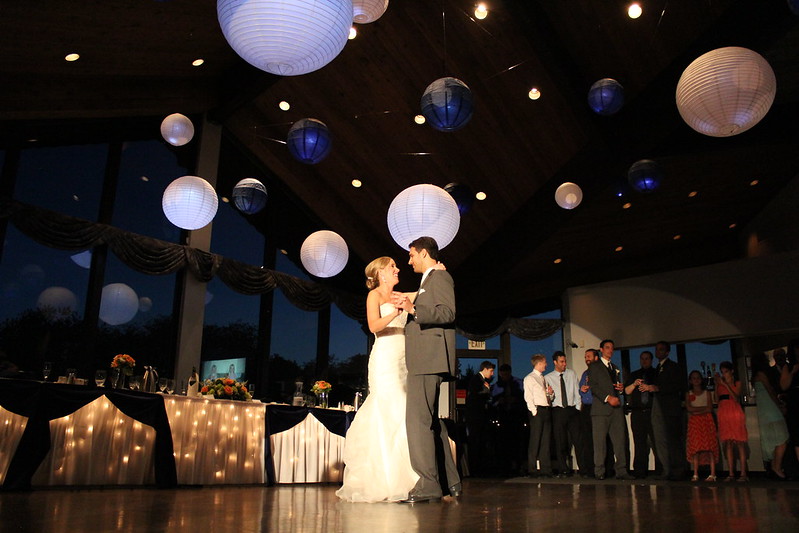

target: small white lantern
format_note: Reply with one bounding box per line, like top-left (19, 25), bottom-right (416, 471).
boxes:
top-left (99, 283), bottom-right (139, 326)
top-left (138, 297), bottom-right (153, 312)
top-left (162, 176), bottom-right (219, 230)
top-left (676, 46), bottom-right (776, 137)
top-left (300, 230), bottom-right (349, 278)
top-left (352, 0), bottom-right (388, 23)
top-left (37, 287), bottom-right (78, 321)
top-left (555, 182), bottom-right (583, 209)
top-left (387, 184), bottom-right (460, 250)
top-left (160, 113), bottom-right (195, 146)
top-left (217, 0), bottom-right (353, 76)
top-left (70, 250), bottom-right (92, 269)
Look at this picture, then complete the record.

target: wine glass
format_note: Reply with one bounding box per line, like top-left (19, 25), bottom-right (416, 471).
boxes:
top-left (166, 379), bottom-right (175, 395)
top-left (128, 376), bottom-right (141, 391)
top-left (95, 369), bottom-right (107, 387)
top-left (43, 361), bottom-right (53, 382)
top-left (158, 377), bottom-right (168, 393)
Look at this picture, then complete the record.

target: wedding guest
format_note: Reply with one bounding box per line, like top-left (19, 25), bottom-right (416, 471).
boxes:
top-left (751, 352), bottom-right (789, 479)
top-left (491, 364), bottom-right (527, 476)
top-left (779, 340), bottom-right (799, 475)
top-left (524, 354), bottom-right (554, 478)
top-left (624, 350), bottom-right (659, 478)
top-left (466, 360), bottom-right (495, 477)
top-left (714, 361), bottom-right (749, 481)
top-left (686, 370), bottom-right (719, 482)
top-left (545, 351), bottom-right (581, 477)
top-left (578, 349), bottom-right (598, 477)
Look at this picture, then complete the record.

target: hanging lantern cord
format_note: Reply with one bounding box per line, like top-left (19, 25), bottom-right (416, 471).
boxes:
top-left (441, 0), bottom-right (447, 75)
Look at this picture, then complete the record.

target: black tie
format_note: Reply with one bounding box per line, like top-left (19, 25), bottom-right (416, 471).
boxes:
top-left (560, 373), bottom-right (568, 407)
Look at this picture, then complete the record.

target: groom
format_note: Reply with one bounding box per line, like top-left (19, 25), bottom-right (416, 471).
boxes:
top-left (393, 236), bottom-right (461, 503)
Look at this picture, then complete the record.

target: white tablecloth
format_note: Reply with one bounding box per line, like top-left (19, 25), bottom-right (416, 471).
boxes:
top-left (270, 412), bottom-right (345, 483)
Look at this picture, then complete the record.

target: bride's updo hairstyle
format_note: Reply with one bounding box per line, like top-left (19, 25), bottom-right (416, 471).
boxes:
top-left (364, 256), bottom-right (392, 290)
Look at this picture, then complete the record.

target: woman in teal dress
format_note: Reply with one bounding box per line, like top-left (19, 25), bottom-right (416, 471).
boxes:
top-left (751, 352), bottom-right (789, 479)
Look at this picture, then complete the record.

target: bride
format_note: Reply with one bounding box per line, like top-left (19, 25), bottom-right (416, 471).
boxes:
top-left (336, 256), bottom-right (422, 502)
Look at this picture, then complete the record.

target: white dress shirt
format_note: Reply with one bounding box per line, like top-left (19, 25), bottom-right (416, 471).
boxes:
top-left (545, 368), bottom-right (581, 410)
top-left (523, 369), bottom-right (549, 416)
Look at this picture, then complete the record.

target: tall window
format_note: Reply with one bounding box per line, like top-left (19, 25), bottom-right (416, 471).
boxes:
top-left (329, 302), bottom-right (368, 401)
top-left (510, 309), bottom-right (564, 378)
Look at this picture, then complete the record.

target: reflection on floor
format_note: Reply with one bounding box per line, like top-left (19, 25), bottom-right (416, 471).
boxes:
top-left (1, 477), bottom-right (797, 532)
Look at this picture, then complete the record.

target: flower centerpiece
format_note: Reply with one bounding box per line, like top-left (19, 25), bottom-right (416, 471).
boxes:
top-left (311, 380), bottom-right (332, 408)
top-left (201, 377), bottom-right (251, 401)
top-left (111, 353), bottom-right (136, 375)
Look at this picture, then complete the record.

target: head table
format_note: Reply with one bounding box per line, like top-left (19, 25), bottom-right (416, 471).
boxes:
top-left (0, 378), bottom-right (354, 489)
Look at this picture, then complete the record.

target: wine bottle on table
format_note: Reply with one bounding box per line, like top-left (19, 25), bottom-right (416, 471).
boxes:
top-left (187, 366), bottom-right (199, 397)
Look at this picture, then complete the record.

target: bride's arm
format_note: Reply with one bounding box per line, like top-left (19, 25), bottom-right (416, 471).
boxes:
top-left (366, 290), bottom-right (401, 333)
top-left (402, 291), bottom-right (418, 303)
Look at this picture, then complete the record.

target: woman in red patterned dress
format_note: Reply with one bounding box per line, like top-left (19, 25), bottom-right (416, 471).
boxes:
top-left (715, 361), bottom-right (748, 481)
top-left (686, 370), bottom-right (719, 481)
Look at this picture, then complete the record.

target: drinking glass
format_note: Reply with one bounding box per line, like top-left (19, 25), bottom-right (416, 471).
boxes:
top-left (166, 379), bottom-right (176, 395)
top-left (128, 376), bottom-right (141, 391)
top-left (248, 383), bottom-right (256, 398)
top-left (158, 377), bottom-right (168, 393)
top-left (95, 370), bottom-right (107, 387)
top-left (43, 362), bottom-right (53, 381)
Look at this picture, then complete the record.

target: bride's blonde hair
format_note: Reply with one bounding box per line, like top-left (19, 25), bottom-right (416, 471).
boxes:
top-left (364, 256), bottom-right (393, 290)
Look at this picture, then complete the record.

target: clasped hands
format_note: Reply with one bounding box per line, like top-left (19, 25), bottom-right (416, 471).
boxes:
top-left (390, 292), bottom-right (414, 313)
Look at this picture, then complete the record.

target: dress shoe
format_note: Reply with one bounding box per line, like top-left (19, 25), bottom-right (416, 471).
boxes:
top-left (400, 493), bottom-right (441, 503)
top-left (596, 474), bottom-right (606, 480)
top-left (448, 483), bottom-right (462, 497)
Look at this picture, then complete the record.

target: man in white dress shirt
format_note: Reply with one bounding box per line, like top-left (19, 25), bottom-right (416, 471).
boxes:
top-left (523, 354), bottom-right (554, 477)
top-left (545, 351), bottom-right (581, 477)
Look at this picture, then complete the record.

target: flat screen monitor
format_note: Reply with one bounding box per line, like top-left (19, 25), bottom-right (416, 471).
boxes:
top-left (201, 357), bottom-right (246, 382)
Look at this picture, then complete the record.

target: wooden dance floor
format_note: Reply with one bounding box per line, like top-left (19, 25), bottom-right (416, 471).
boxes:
top-left (1, 477), bottom-right (797, 532)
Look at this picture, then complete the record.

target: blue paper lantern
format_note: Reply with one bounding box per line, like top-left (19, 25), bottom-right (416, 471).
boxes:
top-left (420, 77), bottom-right (474, 132)
top-left (627, 159), bottom-right (663, 193)
top-left (232, 178), bottom-right (268, 214)
top-left (444, 182), bottom-right (474, 215)
top-left (588, 78), bottom-right (624, 116)
top-left (287, 118), bottom-right (332, 164)
top-left (789, 0), bottom-right (799, 16)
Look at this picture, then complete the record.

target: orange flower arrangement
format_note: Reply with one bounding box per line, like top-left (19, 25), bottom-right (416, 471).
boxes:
top-left (201, 377), bottom-right (250, 401)
top-left (111, 354), bottom-right (136, 375)
top-left (311, 380), bottom-right (332, 394)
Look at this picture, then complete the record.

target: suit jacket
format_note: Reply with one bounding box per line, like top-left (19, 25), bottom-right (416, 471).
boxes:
top-left (404, 269), bottom-right (457, 378)
top-left (466, 373), bottom-right (491, 415)
top-left (588, 359), bottom-right (622, 417)
top-left (653, 357), bottom-right (684, 416)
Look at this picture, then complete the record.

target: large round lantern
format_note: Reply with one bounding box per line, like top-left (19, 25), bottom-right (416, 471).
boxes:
top-left (99, 283), bottom-right (139, 326)
top-left (387, 184), bottom-right (460, 249)
top-left (232, 178), bottom-right (268, 214)
top-left (287, 118), bottom-right (333, 164)
top-left (588, 78), bottom-right (625, 116)
top-left (70, 250), bottom-right (92, 269)
top-left (421, 77), bottom-right (474, 132)
top-left (444, 182), bottom-right (475, 216)
top-left (217, 0), bottom-right (353, 76)
top-left (138, 297), bottom-right (153, 313)
top-left (627, 159), bottom-right (663, 193)
top-left (676, 47), bottom-right (776, 137)
top-left (37, 287), bottom-right (78, 321)
top-left (353, 0), bottom-right (388, 23)
top-left (160, 113), bottom-right (195, 146)
top-left (300, 230), bottom-right (349, 278)
top-left (555, 182), bottom-right (583, 210)
top-left (162, 176), bottom-right (219, 230)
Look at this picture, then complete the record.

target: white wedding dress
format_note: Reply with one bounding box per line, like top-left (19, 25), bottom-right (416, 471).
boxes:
top-left (336, 303), bottom-right (419, 502)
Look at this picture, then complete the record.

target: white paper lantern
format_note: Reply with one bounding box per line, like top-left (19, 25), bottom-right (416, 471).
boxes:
top-left (70, 250), bottom-right (92, 269)
top-left (99, 283), bottom-right (139, 326)
top-left (555, 182), bottom-right (583, 209)
top-left (676, 47), bottom-right (776, 137)
top-left (300, 230), bottom-right (349, 278)
top-left (387, 184), bottom-right (460, 250)
top-left (138, 297), bottom-right (153, 312)
top-left (217, 0), bottom-right (353, 76)
top-left (160, 113), bottom-right (195, 146)
top-left (352, 0), bottom-right (388, 23)
top-left (162, 176), bottom-right (218, 230)
top-left (37, 287), bottom-right (78, 321)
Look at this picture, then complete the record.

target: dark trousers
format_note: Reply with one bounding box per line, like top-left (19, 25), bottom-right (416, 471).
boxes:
top-left (528, 407), bottom-right (552, 475)
top-left (592, 409), bottom-right (628, 478)
top-left (630, 409), bottom-right (658, 476)
top-left (552, 406), bottom-right (581, 474)
top-left (466, 414), bottom-right (488, 477)
top-left (652, 403), bottom-right (685, 478)
top-left (578, 403), bottom-right (594, 474)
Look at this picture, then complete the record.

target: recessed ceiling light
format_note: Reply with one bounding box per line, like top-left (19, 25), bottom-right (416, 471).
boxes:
top-left (140, 176), bottom-right (149, 182)
top-left (622, 202), bottom-right (632, 209)
top-left (65, 53), bottom-right (80, 62)
top-left (414, 114), bottom-right (426, 125)
top-left (27, 138), bottom-right (38, 143)
top-left (729, 223), bottom-right (737, 229)
top-left (688, 190), bottom-right (698, 198)
top-left (280, 249), bottom-right (288, 255)
top-left (72, 195), bottom-right (80, 202)
top-left (476, 191), bottom-right (487, 201)
top-left (615, 246), bottom-right (623, 252)
top-left (628, 3), bottom-right (642, 19)
top-left (221, 196), bottom-right (230, 203)
top-left (528, 87), bottom-right (541, 100)
top-left (553, 258), bottom-right (562, 264)
top-left (749, 179), bottom-right (759, 186)
top-left (351, 179), bottom-right (362, 188)
top-left (475, 3), bottom-right (488, 20)
top-left (673, 234), bottom-right (681, 240)
top-left (348, 27), bottom-right (357, 40)
top-left (279, 101), bottom-right (290, 111)
top-left (192, 59), bottom-right (204, 67)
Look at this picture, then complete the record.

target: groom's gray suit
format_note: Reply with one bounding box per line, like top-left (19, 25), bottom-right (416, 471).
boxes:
top-left (405, 269), bottom-right (460, 498)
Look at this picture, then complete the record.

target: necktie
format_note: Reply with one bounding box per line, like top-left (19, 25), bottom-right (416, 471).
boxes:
top-left (560, 373), bottom-right (568, 408)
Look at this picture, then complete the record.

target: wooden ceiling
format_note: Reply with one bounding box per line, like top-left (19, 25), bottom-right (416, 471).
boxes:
top-left (1, 1), bottom-right (798, 318)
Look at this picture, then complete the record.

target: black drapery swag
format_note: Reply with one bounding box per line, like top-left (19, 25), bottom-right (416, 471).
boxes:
top-left (1, 199), bottom-right (563, 340)
top-left (0, 379), bottom-right (177, 490)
